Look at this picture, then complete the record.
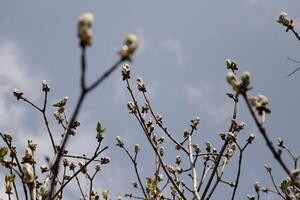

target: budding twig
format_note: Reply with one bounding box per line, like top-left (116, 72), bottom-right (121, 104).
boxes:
top-left (242, 92), bottom-right (291, 176)
top-left (51, 146), bottom-right (108, 199)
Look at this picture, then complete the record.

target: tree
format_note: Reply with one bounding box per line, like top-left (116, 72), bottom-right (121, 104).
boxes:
top-left (0, 9), bottom-right (299, 200)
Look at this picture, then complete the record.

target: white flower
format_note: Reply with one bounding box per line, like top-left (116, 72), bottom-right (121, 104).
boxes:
top-left (77, 12), bottom-right (95, 45)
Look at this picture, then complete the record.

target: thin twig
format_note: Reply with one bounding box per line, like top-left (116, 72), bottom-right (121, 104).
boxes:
top-left (290, 27), bottom-right (300, 41)
top-left (200, 94), bottom-right (239, 200)
top-left (267, 170), bottom-right (285, 199)
top-left (197, 160), bottom-right (208, 192)
top-left (142, 92), bottom-right (189, 155)
top-left (62, 154), bottom-right (101, 162)
top-left (51, 146), bottom-right (108, 199)
top-left (231, 143), bottom-right (248, 200)
top-left (121, 145), bottom-right (148, 200)
top-left (73, 169), bottom-right (86, 199)
top-left (126, 79), bottom-right (187, 200)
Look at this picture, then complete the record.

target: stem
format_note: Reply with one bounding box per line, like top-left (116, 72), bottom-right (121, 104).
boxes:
top-left (231, 147), bottom-right (244, 200)
top-left (267, 170), bottom-right (285, 199)
top-left (42, 91), bottom-right (57, 153)
top-left (291, 27), bottom-right (300, 41)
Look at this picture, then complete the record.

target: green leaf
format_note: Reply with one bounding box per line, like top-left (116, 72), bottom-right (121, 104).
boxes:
top-left (0, 147), bottom-right (8, 159)
top-left (96, 122), bottom-right (106, 134)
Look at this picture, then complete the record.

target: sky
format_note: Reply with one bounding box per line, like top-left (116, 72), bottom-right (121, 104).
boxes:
top-left (0, 1), bottom-right (300, 199)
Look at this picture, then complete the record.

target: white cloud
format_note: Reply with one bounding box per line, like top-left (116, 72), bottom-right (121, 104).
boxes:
top-left (0, 39), bottom-right (48, 199)
top-left (0, 39), bottom-right (42, 129)
top-left (185, 81), bottom-right (232, 124)
top-left (162, 38), bottom-right (186, 67)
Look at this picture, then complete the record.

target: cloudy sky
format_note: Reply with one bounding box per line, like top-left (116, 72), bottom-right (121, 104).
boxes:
top-left (1, 1), bottom-right (300, 199)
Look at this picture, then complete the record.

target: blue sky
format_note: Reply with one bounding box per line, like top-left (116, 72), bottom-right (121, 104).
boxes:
top-left (1, 1), bottom-right (300, 199)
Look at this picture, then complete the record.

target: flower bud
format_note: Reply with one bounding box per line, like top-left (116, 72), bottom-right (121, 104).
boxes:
top-left (264, 165), bottom-right (272, 172)
top-left (241, 71), bottom-right (251, 89)
top-left (22, 163), bottom-right (35, 183)
top-left (277, 138), bottom-right (284, 147)
top-left (134, 144), bottom-right (140, 154)
top-left (277, 12), bottom-right (292, 27)
top-left (192, 143), bottom-right (200, 153)
top-left (226, 71), bottom-right (239, 90)
top-left (12, 88), bottom-right (23, 100)
top-left (116, 136), bottom-right (124, 148)
top-left (159, 146), bottom-right (164, 156)
top-left (77, 12), bottom-right (95, 46)
top-left (136, 77), bottom-right (146, 92)
top-left (127, 101), bottom-right (136, 113)
top-left (247, 134), bottom-right (255, 143)
top-left (175, 155), bottom-right (182, 165)
top-left (102, 190), bottom-right (109, 200)
top-left (119, 34), bottom-right (138, 59)
top-left (254, 181), bottom-right (260, 192)
top-left (121, 63), bottom-right (131, 80)
top-left (190, 116), bottom-right (200, 130)
top-left (95, 164), bottom-right (101, 171)
top-left (100, 157), bottom-right (110, 164)
top-left (42, 80), bottom-right (50, 92)
top-left (225, 59), bottom-right (238, 72)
